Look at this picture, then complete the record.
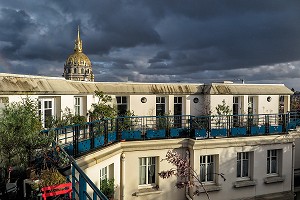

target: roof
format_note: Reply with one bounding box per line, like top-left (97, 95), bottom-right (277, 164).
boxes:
top-left (0, 73), bottom-right (293, 95)
top-left (203, 83), bottom-right (293, 95)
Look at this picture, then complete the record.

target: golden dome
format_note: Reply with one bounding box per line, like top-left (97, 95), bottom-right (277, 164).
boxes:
top-left (63, 26), bottom-right (94, 82)
top-left (65, 51), bottom-right (91, 67)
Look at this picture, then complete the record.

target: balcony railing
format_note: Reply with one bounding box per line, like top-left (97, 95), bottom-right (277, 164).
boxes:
top-left (41, 112), bottom-right (300, 159)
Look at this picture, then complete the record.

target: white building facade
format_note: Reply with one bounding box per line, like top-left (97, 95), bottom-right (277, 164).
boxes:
top-left (0, 73), bottom-right (297, 200)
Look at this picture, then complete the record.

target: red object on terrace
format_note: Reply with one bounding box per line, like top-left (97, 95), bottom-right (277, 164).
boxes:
top-left (41, 182), bottom-right (72, 200)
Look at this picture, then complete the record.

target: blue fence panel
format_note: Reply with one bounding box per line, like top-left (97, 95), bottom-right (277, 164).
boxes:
top-left (231, 127), bottom-right (247, 136)
top-left (250, 125), bottom-right (266, 135)
top-left (94, 135), bottom-right (105, 148)
top-left (121, 130), bottom-right (142, 140)
top-left (170, 128), bottom-right (187, 138)
top-left (78, 139), bottom-right (91, 154)
top-left (191, 129), bottom-right (207, 139)
top-left (210, 128), bottom-right (227, 137)
top-left (146, 129), bottom-right (166, 139)
top-left (108, 131), bottom-right (117, 143)
top-left (269, 125), bottom-right (283, 134)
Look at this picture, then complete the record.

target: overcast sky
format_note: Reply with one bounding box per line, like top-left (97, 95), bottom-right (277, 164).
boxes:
top-left (0, 1), bottom-right (300, 89)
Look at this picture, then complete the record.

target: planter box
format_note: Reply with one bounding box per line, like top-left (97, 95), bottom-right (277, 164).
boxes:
top-left (250, 125), bottom-right (265, 135)
top-left (146, 130), bottom-right (166, 139)
top-left (170, 128), bottom-right (187, 138)
top-left (121, 130), bottom-right (142, 140)
top-left (191, 129), bottom-right (207, 139)
top-left (231, 127), bottom-right (247, 136)
top-left (78, 139), bottom-right (91, 153)
top-left (94, 135), bottom-right (105, 148)
top-left (108, 132), bottom-right (117, 143)
top-left (269, 125), bottom-right (283, 134)
top-left (210, 128), bottom-right (227, 137)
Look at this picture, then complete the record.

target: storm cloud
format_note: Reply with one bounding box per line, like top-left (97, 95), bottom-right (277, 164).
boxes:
top-left (1, 0), bottom-right (300, 89)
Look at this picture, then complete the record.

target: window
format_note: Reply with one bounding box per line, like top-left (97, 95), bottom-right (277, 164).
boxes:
top-left (237, 152), bottom-right (250, 179)
top-left (116, 96), bottom-right (127, 116)
top-left (267, 150), bottom-right (279, 175)
top-left (200, 155), bottom-right (215, 183)
top-left (248, 96), bottom-right (254, 114)
top-left (139, 157), bottom-right (156, 186)
top-left (74, 97), bottom-right (82, 115)
top-left (156, 97), bottom-right (166, 116)
top-left (38, 98), bottom-right (54, 128)
top-left (100, 166), bottom-right (107, 182)
top-left (174, 97), bottom-right (183, 127)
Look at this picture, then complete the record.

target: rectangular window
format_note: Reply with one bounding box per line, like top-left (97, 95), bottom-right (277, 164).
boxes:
top-left (174, 97), bottom-right (183, 127)
top-left (156, 97), bottom-right (166, 116)
top-left (38, 98), bottom-right (54, 128)
top-left (248, 96), bottom-right (254, 114)
top-left (116, 96), bottom-right (128, 116)
top-left (200, 155), bottom-right (215, 183)
top-left (267, 150), bottom-right (278, 175)
top-left (139, 157), bottom-right (156, 186)
top-left (74, 97), bottom-right (82, 115)
top-left (100, 166), bottom-right (107, 181)
top-left (237, 152), bottom-right (250, 179)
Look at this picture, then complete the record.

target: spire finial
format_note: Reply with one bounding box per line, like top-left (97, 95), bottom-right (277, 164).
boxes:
top-left (74, 25), bottom-right (82, 52)
top-left (77, 25), bottom-right (80, 41)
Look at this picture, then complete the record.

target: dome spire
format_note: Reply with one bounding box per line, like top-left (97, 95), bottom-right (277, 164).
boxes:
top-left (74, 25), bottom-right (82, 52)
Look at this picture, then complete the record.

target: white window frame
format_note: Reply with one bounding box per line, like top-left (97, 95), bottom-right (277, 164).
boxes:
top-left (156, 97), bottom-right (166, 116)
top-left (100, 166), bottom-right (108, 182)
top-left (200, 155), bottom-right (215, 183)
top-left (116, 96), bottom-right (128, 116)
top-left (139, 157), bottom-right (157, 188)
top-left (38, 98), bottom-right (54, 128)
top-left (237, 152), bottom-right (250, 180)
top-left (267, 149), bottom-right (279, 175)
top-left (74, 97), bottom-right (83, 116)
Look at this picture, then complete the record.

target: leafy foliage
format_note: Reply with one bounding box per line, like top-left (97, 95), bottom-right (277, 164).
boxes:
top-left (0, 97), bottom-right (54, 169)
top-left (215, 100), bottom-right (231, 116)
top-left (89, 91), bottom-right (117, 120)
top-left (46, 107), bottom-right (86, 128)
top-left (158, 150), bottom-right (225, 199)
top-left (100, 178), bottom-right (115, 198)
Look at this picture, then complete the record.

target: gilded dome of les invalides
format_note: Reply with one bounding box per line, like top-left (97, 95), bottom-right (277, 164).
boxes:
top-left (63, 26), bottom-right (94, 81)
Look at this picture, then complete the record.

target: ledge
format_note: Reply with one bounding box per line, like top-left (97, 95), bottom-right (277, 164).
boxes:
top-left (133, 188), bottom-right (162, 196)
top-left (199, 184), bottom-right (222, 193)
top-left (234, 180), bottom-right (256, 188)
top-left (264, 176), bottom-right (285, 184)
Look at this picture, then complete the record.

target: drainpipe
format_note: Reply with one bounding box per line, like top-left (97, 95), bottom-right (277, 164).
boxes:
top-left (186, 149), bottom-right (193, 200)
top-left (292, 142), bottom-right (295, 194)
top-left (120, 153), bottom-right (125, 200)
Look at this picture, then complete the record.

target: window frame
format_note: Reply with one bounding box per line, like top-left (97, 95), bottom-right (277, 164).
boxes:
top-left (38, 98), bottom-right (55, 128)
top-left (139, 157), bottom-right (157, 188)
top-left (116, 96), bottom-right (128, 116)
top-left (200, 155), bottom-right (216, 184)
top-left (237, 152), bottom-right (250, 180)
top-left (74, 96), bottom-right (83, 116)
top-left (267, 149), bottom-right (279, 175)
top-left (156, 96), bottom-right (166, 116)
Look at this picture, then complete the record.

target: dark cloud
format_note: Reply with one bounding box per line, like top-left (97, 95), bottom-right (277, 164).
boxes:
top-left (0, 1), bottom-right (300, 89)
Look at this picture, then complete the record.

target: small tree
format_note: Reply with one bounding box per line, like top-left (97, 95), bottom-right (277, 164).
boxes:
top-left (214, 100), bottom-right (231, 127)
top-left (0, 97), bottom-right (54, 170)
top-left (158, 150), bottom-right (225, 199)
top-left (89, 91), bottom-right (117, 120)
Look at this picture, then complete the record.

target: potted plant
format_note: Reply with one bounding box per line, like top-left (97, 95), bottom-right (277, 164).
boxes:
top-left (51, 146), bottom-right (71, 176)
top-left (100, 178), bottom-right (114, 200)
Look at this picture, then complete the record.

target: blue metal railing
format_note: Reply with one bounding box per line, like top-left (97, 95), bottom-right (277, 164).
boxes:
top-left (42, 112), bottom-right (300, 158)
top-left (41, 112), bottom-right (300, 199)
top-left (56, 144), bottom-right (109, 200)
